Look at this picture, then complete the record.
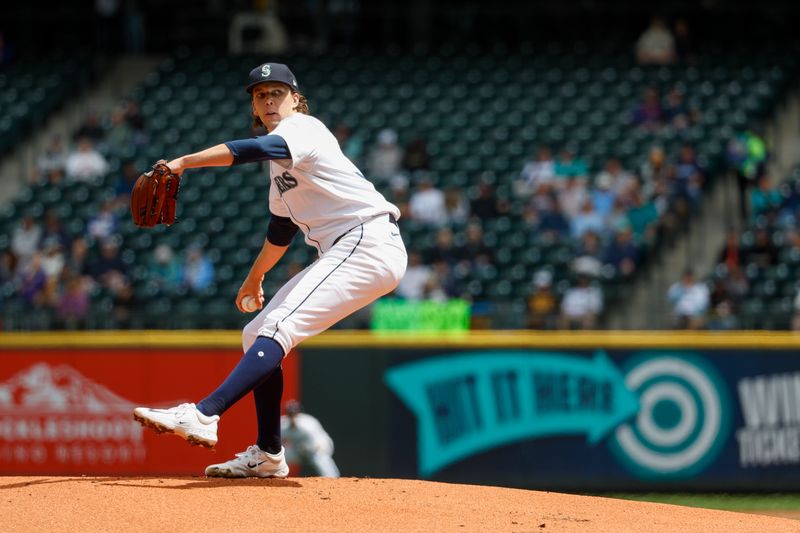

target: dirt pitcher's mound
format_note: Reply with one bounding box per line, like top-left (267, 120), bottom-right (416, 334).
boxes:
top-left (2, 476), bottom-right (797, 532)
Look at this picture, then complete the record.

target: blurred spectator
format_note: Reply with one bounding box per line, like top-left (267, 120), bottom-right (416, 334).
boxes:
top-left (65, 137), bottom-right (109, 183)
top-left (281, 400), bottom-right (339, 478)
top-left (402, 136), bottom-right (431, 174)
top-left (36, 135), bottom-right (68, 178)
top-left (744, 228), bottom-right (778, 268)
top-left (707, 297), bottom-right (737, 331)
top-left (56, 270), bottom-right (91, 330)
top-left (87, 201), bottom-right (119, 243)
top-left (717, 230), bottom-right (743, 271)
top-left (426, 227), bottom-right (460, 267)
top-left (389, 184), bottom-right (411, 219)
top-left (750, 175), bottom-right (782, 222)
top-left (536, 194), bottom-right (570, 242)
top-left (785, 230), bottom-right (800, 255)
top-left (443, 186), bottom-right (469, 225)
top-left (667, 268), bottom-right (709, 329)
top-left (113, 279), bottom-right (136, 328)
top-left (727, 129), bottom-right (767, 220)
top-left (515, 145), bottom-right (556, 198)
top-left (553, 146), bottom-right (588, 179)
top-left (84, 234), bottom-right (134, 329)
top-left (74, 110), bottom-right (105, 144)
top-left (607, 198), bottom-right (631, 233)
top-left (724, 265), bottom-right (750, 305)
top-left (88, 239), bottom-right (128, 294)
top-left (570, 199), bottom-right (605, 240)
top-left (672, 144), bottom-right (704, 211)
top-left (106, 105), bottom-right (133, 149)
top-left (113, 161), bottom-right (140, 208)
top-left (409, 175), bottom-right (447, 226)
top-left (630, 87), bottom-right (664, 130)
top-left (427, 260), bottom-right (462, 301)
top-left (604, 227), bottom-right (640, 278)
top-left (559, 275), bottom-right (603, 329)
top-left (470, 180), bottom-right (502, 220)
top-left (11, 215), bottom-right (42, 265)
top-left (148, 243), bottom-right (183, 294)
top-left (42, 210), bottom-right (71, 251)
top-left (40, 238), bottom-right (65, 284)
top-left (15, 252), bottom-right (47, 307)
top-left (640, 146), bottom-right (673, 194)
top-left (560, 176), bottom-right (590, 220)
top-left (663, 88), bottom-right (698, 130)
top-left (458, 222), bottom-right (493, 271)
top-left (626, 189), bottom-right (660, 242)
top-left (183, 245), bottom-right (215, 292)
top-left (66, 237), bottom-right (91, 278)
top-left (366, 128), bottom-right (403, 182)
top-left (635, 16), bottom-right (676, 65)
top-left (0, 249), bottom-right (15, 285)
top-left (590, 173), bottom-right (617, 220)
top-left (595, 158), bottom-right (636, 197)
top-left (527, 270), bottom-right (558, 329)
top-left (332, 123), bottom-right (363, 166)
top-left (395, 251), bottom-right (431, 300)
top-left (572, 231), bottom-right (604, 278)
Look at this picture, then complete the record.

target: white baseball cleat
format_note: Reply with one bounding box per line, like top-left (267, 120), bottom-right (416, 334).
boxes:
top-left (205, 445), bottom-right (289, 478)
top-left (133, 403), bottom-right (219, 449)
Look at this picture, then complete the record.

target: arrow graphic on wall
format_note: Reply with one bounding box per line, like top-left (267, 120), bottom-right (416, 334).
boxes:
top-left (385, 350), bottom-right (639, 477)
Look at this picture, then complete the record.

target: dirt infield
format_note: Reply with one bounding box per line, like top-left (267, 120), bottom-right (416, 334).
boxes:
top-left (2, 476), bottom-right (798, 532)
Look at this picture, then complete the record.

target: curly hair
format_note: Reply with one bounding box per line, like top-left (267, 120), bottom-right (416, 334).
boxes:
top-left (252, 93), bottom-right (309, 129)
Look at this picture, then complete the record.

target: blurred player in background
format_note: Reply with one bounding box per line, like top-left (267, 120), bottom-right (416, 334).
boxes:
top-left (281, 399), bottom-right (340, 478)
top-left (133, 62), bottom-right (407, 478)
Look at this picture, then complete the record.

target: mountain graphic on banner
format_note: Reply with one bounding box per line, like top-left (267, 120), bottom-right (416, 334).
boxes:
top-left (0, 363), bottom-right (135, 414)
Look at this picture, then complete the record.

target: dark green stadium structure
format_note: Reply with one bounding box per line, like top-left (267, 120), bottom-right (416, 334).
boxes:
top-left (0, 55), bottom-right (91, 155)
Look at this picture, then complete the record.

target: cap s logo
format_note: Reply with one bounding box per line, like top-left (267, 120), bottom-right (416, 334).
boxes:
top-left (261, 65), bottom-right (271, 78)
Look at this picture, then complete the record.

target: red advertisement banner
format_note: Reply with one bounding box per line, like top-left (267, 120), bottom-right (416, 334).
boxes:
top-left (0, 347), bottom-right (300, 475)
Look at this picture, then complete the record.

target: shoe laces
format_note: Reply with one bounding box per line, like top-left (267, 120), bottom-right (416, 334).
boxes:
top-left (174, 403), bottom-right (195, 418)
top-left (234, 445), bottom-right (261, 461)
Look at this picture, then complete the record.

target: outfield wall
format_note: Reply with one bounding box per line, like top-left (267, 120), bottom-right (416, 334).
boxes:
top-left (2, 331), bottom-right (800, 490)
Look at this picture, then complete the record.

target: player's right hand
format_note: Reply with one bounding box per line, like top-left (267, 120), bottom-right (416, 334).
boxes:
top-left (236, 274), bottom-right (265, 313)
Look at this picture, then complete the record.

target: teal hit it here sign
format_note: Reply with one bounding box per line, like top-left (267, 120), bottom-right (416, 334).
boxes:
top-left (384, 350), bottom-right (639, 477)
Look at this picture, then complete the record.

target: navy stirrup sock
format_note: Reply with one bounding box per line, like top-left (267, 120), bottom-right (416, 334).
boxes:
top-left (254, 367), bottom-right (284, 454)
top-left (197, 336), bottom-right (284, 417)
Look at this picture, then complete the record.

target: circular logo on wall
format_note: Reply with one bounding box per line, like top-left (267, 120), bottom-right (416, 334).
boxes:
top-left (608, 353), bottom-right (731, 479)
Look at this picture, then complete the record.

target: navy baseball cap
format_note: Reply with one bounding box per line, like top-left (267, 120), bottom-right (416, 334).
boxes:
top-left (245, 63), bottom-right (300, 94)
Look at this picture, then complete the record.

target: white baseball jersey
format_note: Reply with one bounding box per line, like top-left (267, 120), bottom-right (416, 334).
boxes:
top-left (268, 113), bottom-right (401, 253)
top-left (243, 112), bottom-right (408, 355)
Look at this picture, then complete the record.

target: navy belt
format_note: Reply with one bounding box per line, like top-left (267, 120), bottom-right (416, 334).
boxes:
top-left (332, 214), bottom-right (397, 248)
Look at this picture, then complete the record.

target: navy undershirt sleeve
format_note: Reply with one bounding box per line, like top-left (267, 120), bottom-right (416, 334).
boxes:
top-left (267, 214), bottom-right (299, 246)
top-left (225, 134), bottom-right (292, 164)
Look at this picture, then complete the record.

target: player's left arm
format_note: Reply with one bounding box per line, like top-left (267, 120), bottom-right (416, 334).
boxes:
top-left (166, 135), bottom-right (291, 175)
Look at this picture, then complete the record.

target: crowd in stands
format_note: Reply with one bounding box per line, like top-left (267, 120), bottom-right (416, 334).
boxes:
top-left (0, 16), bottom-right (794, 331)
top-left (0, 88), bottom-right (768, 331)
top-left (0, 101), bottom-right (215, 330)
top-left (665, 131), bottom-right (797, 330)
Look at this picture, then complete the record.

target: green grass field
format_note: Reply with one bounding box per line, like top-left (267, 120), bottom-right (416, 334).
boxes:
top-left (604, 494), bottom-right (800, 513)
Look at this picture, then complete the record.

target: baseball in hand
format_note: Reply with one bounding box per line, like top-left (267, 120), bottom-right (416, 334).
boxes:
top-left (241, 295), bottom-right (259, 312)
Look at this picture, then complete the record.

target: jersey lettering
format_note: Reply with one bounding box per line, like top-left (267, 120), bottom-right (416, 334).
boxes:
top-left (273, 171), bottom-right (298, 194)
